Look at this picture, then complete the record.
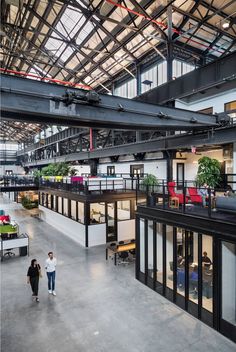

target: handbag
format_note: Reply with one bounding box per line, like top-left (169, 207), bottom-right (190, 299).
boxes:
top-left (37, 264), bottom-right (42, 278)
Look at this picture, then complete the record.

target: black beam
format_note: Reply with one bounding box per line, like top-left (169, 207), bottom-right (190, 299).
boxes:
top-left (21, 125), bottom-right (236, 166)
top-left (0, 74), bottom-right (221, 130)
top-left (135, 52), bottom-right (236, 104)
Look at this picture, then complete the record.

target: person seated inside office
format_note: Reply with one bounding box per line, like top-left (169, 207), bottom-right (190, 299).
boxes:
top-left (224, 185), bottom-right (236, 197)
top-left (202, 251), bottom-right (212, 267)
top-left (198, 183), bottom-right (209, 206)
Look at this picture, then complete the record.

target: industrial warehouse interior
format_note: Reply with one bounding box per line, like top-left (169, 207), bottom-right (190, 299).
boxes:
top-left (0, 0), bottom-right (236, 351)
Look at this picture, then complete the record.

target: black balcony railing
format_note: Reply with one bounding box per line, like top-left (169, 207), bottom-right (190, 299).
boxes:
top-left (136, 177), bottom-right (236, 224)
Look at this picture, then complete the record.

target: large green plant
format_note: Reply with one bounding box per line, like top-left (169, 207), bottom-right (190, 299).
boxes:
top-left (40, 162), bottom-right (71, 176)
top-left (141, 174), bottom-right (160, 194)
top-left (142, 174), bottom-right (159, 186)
top-left (196, 156), bottom-right (221, 188)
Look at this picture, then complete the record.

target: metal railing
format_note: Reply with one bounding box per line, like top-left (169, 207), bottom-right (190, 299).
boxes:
top-left (136, 179), bottom-right (236, 223)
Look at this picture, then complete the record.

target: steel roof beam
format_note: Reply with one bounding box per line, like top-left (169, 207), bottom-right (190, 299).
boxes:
top-left (1, 74), bottom-right (225, 131)
top-left (21, 125), bottom-right (236, 167)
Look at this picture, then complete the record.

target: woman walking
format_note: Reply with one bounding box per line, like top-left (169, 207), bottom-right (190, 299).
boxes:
top-left (27, 259), bottom-right (41, 302)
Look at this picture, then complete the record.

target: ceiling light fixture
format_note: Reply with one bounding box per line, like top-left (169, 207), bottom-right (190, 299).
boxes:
top-left (222, 22), bottom-right (230, 29)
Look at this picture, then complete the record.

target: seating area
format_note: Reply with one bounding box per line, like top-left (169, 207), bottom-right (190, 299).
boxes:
top-left (165, 182), bottom-right (236, 218)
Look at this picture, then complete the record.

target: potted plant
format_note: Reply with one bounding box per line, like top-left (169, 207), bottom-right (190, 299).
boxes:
top-left (141, 174), bottom-right (160, 206)
top-left (196, 156), bottom-right (221, 188)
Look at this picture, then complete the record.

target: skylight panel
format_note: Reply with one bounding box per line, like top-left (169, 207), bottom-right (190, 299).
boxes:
top-left (45, 37), bottom-right (67, 60)
top-left (76, 21), bottom-right (94, 45)
top-left (55, 9), bottom-right (86, 39)
top-left (60, 47), bottom-right (75, 62)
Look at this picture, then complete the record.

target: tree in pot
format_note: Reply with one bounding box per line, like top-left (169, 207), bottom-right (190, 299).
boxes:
top-left (141, 174), bottom-right (160, 206)
top-left (196, 156), bottom-right (221, 188)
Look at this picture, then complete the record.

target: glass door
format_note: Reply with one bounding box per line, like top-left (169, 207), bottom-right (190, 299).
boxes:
top-left (176, 163), bottom-right (184, 189)
top-left (106, 202), bottom-right (117, 243)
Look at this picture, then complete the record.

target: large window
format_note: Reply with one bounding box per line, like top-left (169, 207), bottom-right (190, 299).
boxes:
top-left (47, 194), bottom-right (52, 209)
top-left (156, 223), bottom-right (163, 284)
top-left (225, 100), bottom-right (236, 123)
top-left (90, 203), bottom-right (105, 224)
top-left (140, 219), bottom-right (145, 273)
top-left (202, 235), bottom-right (213, 312)
top-left (222, 241), bottom-right (236, 326)
top-left (114, 78), bottom-right (137, 98)
top-left (107, 166), bottom-right (115, 176)
top-left (63, 198), bottom-right (68, 216)
top-left (141, 65), bottom-right (158, 93)
top-left (166, 225), bottom-right (173, 290)
top-left (71, 200), bottom-right (77, 220)
top-left (58, 196), bottom-right (62, 214)
top-left (130, 164), bottom-right (144, 177)
top-left (188, 232), bottom-right (198, 304)
top-left (53, 195), bottom-right (57, 211)
top-left (176, 228), bottom-right (185, 297)
top-left (78, 202), bottom-right (84, 223)
top-left (117, 200), bottom-right (130, 220)
top-left (147, 221), bottom-right (154, 279)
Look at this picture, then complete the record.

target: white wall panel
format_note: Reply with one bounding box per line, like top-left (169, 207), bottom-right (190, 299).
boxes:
top-left (88, 224), bottom-right (106, 247)
top-left (118, 219), bottom-right (135, 241)
top-left (39, 206), bottom-right (85, 246)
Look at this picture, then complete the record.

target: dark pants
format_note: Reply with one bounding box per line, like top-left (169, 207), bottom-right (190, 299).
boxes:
top-left (30, 276), bottom-right (39, 296)
top-left (47, 271), bottom-right (56, 291)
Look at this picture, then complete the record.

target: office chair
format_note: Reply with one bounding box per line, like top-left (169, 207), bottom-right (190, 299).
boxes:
top-left (4, 249), bottom-right (15, 258)
top-left (1, 233), bottom-right (9, 241)
top-left (129, 239), bottom-right (136, 258)
top-left (109, 242), bottom-right (117, 260)
top-left (117, 251), bottom-right (129, 265)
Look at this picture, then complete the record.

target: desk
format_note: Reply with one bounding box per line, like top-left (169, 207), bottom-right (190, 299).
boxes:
top-left (1, 234), bottom-right (29, 261)
top-left (106, 242), bottom-right (136, 265)
top-left (0, 224), bottom-right (17, 234)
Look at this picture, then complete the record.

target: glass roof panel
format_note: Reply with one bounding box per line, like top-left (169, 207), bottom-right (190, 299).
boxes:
top-left (55, 8), bottom-right (87, 39)
top-left (76, 21), bottom-right (95, 45)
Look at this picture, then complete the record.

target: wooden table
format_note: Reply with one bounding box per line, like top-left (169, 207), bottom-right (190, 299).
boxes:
top-left (106, 242), bottom-right (136, 265)
top-left (169, 197), bottom-right (179, 208)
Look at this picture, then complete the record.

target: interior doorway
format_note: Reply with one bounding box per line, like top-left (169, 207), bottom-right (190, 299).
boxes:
top-left (106, 202), bottom-right (117, 243)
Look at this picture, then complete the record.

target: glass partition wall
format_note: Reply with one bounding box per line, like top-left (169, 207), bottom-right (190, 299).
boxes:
top-left (136, 218), bottom-right (236, 341)
top-left (137, 216), bottom-right (236, 341)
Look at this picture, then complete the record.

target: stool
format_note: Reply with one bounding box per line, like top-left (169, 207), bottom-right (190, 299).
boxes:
top-left (169, 197), bottom-right (179, 208)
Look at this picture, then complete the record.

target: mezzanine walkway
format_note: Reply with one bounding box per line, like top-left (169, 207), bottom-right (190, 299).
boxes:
top-left (1, 195), bottom-right (235, 352)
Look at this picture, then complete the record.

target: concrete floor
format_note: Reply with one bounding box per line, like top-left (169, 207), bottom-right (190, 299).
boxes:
top-left (1, 195), bottom-right (235, 352)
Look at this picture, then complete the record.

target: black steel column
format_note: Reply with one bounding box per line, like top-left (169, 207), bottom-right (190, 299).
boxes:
top-left (135, 216), bottom-right (140, 280)
top-left (164, 150), bottom-right (175, 182)
top-left (163, 224), bottom-right (167, 296)
top-left (84, 201), bottom-right (90, 248)
top-left (136, 64), bottom-right (141, 96)
top-left (167, 2), bottom-right (173, 83)
top-left (89, 158), bottom-right (98, 176)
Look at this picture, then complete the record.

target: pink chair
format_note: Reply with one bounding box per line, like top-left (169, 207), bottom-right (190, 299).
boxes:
top-left (188, 187), bottom-right (202, 204)
top-left (167, 182), bottom-right (189, 205)
top-left (0, 215), bottom-right (10, 222)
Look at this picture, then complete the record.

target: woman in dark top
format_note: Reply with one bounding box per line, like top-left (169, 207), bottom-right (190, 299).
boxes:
top-left (27, 259), bottom-right (41, 302)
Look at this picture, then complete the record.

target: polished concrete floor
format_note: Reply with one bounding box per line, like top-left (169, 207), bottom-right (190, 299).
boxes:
top-left (1, 195), bottom-right (235, 352)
